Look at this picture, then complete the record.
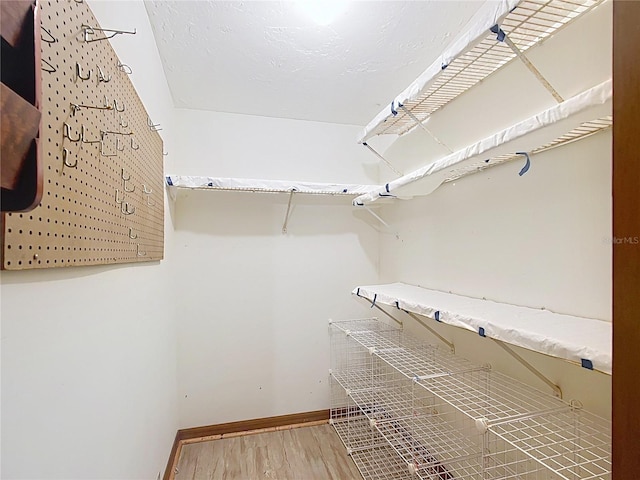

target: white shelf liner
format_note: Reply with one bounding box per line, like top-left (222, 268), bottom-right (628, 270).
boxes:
top-left (358, 0), bottom-right (520, 144)
top-left (353, 80), bottom-right (611, 206)
top-left (353, 282), bottom-right (611, 374)
top-left (166, 176), bottom-right (379, 196)
top-left (356, 0), bottom-right (603, 143)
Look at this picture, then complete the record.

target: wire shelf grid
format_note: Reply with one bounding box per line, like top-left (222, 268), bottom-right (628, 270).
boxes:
top-left (488, 407), bottom-right (611, 479)
top-left (329, 318), bottom-right (611, 479)
top-left (370, 0), bottom-right (603, 138)
top-left (350, 444), bottom-right (415, 480)
top-left (443, 115), bottom-right (612, 183)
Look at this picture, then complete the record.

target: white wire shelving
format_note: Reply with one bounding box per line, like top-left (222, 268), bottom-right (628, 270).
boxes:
top-left (329, 318), bottom-right (611, 480)
top-left (353, 81), bottom-right (612, 206)
top-left (165, 175), bottom-right (378, 196)
top-left (358, 0), bottom-right (605, 143)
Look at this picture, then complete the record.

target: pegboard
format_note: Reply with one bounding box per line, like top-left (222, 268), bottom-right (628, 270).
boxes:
top-left (1, 0), bottom-right (164, 269)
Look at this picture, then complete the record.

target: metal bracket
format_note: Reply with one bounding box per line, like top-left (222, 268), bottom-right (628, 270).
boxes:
top-left (502, 35), bottom-right (564, 103)
top-left (362, 142), bottom-right (402, 176)
top-left (362, 302), bottom-right (403, 327)
top-left (363, 205), bottom-right (399, 239)
top-left (282, 189), bottom-right (297, 234)
top-left (405, 311), bottom-right (455, 353)
top-left (492, 339), bottom-right (562, 398)
top-left (399, 105), bottom-right (453, 153)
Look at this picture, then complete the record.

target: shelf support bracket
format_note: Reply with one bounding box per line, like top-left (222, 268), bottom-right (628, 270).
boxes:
top-left (282, 189), bottom-right (297, 234)
top-left (405, 311), bottom-right (455, 353)
top-left (399, 106), bottom-right (453, 153)
top-left (370, 303), bottom-right (404, 327)
top-left (363, 206), bottom-right (399, 239)
top-left (492, 339), bottom-right (562, 398)
top-left (362, 142), bottom-right (402, 176)
top-left (502, 35), bottom-right (564, 103)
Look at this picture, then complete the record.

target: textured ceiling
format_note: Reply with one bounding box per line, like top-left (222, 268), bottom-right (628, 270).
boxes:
top-left (144, 1), bottom-right (484, 126)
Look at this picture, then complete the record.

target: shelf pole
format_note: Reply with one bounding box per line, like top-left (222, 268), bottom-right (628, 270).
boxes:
top-left (405, 311), bottom-right (455, 353)
top-left (503, 35), bottom-right (564, 103)
top-left (492, 339), bottom-right (562, 398)
top-left (361, 142), bottom-right (402, 176)
top-left (399, 106), bottom-right (453, 153)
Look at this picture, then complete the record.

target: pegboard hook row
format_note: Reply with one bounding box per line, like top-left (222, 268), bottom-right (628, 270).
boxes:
top-left (82, 25), bottom-right (136, 43)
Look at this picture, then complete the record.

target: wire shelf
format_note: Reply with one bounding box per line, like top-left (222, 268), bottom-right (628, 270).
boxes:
top-left (443, 115), bottom-right (612, 183)
top-left (418, 367), bottom-right (570, 424)
top-left (329, 318), bottom-right (611, 479)
top-left (350, 444), bottom-right (415, 480)
top-left (489, 407), bottom-right (611, 479)
top-left (368, 0), bottom-right (604, 139)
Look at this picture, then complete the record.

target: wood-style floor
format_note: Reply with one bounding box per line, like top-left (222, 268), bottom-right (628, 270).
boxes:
top-left (174, 424), bottom-right (363, 480)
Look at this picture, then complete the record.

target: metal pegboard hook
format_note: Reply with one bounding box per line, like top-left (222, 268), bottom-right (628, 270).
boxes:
top-left (116, 61), bottom-right (133, 75)
top-left (113, 99), bottom-right (125, 113)
top-left (82, 25), bottom-right (136, 43)
top-left (81, 125), bottom-right (101, 144)
top-left (62, 148), bottom-right (77, 168)
top-left (96, 65), bottom-right (111, 83)
top-left (142, 184), bottom-right (152, 195)
top-left (75, 62), bottom-right (91, 82)
top-left (63, 123), bottom-right (81, 142)
top-left (124, 178), bottom-right (135, 193)
top-left (41, 59), bottom-right (57, 73)
top-left (116, 137), bottom-right (125, 152)
top-left (115, 189), bottom-right (124, 205)
top-left (131, 137), bottom-right (139, 150)
top-left (147, 117), bottom-right (162, 131)
top-left (41, 26), bottom-right (57, 43)
top-left (121, 168), bottom-right (130, 181)
top-left (136, 244), bottom-right (147, 257)
top-left (121, 202), bottom-right (135, 215)
top-left (119, 116), bottom-right (128, 129)
top-left (100, 140), bottom-right (117, 157)
top-left (128, 227), bottom-right (137, 239)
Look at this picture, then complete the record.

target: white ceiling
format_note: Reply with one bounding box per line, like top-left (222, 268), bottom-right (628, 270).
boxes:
top-left (144, 1), bottom-right (484, 126)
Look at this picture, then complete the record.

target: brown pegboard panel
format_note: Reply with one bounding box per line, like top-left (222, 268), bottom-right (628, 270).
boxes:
top-left (1, 0), bottom-right (164, 269)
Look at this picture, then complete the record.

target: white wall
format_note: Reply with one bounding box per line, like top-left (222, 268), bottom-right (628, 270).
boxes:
top-left (374, 2), bottom-right (612, 417)
top-left (170, 109), bottom-right (379, 428)
top-left (1, 2), bottom-right (178, 479)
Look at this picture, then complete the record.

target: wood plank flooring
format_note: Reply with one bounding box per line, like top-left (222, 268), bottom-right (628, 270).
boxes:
top-left (174, 424), bottom-right (363, 480)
